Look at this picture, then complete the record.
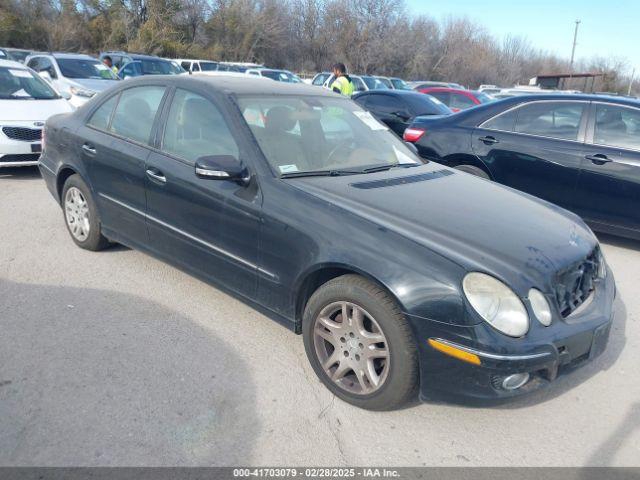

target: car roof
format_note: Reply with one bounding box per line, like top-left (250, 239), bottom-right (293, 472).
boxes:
top-left (0, 58), bottom-right (28, 69)
top-left (52, 53), bottom-right (96, 60)
top-left (121, 74), bottom-right (338, 97)
top-left (494, 93), bottom-right (640, 107)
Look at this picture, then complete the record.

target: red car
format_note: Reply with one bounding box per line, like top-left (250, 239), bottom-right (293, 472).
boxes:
top-left (417, 87), bottom-right (494, 112)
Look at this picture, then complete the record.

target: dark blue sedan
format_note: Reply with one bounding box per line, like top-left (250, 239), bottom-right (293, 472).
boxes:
top-left (404, 94), bottom-right (640, 240)
top-left (39, 77), bottom-right (615, 409)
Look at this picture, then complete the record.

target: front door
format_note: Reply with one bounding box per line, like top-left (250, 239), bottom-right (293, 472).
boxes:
top-left (575, 102), bottom-right (640, 235)
top-left (80, 86), bottom-right (167, 246)
top-left (145, 88), bottom-right (262, 298)
top-left (472, 100), bottom-right (589, 212)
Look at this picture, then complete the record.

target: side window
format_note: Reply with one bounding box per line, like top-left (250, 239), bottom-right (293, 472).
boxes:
top-left (111, 56), bottom-right (123, 69)
top-left (110, 86), bottom-right (165, 144)
top-left (27, 57), bottom-right (40, 70)
top-left (450, 93), bottom-right (476, 110)
top-left (180, 61), bottom-right (191, 71)
top-left (39, 58), bottom-right (57, 79)
top-left (366, 95), bottom-right (402, 114)
top-left (515, 102), bottom-right (585, 140)
top-left (594, 104), bottom-right (640, 151)
top-left (429, 92), bottom-right (450, 105)
top-left (312, 74), bottom-right (326, 86)
top-left (193, 63), bottom-right (201, 72)
top-left (87, 94), bottom-right (119, 130)
top-left (352, 77), bottom-right (366, 92)
top-left (162, 89), bottom-right (239, 162)
top-left (481, 108), bottom-right (518, 131)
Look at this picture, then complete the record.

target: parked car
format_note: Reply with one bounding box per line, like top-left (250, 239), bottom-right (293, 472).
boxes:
top-left (311, 72), bottom-right (332, 86)
top-left (245, 68), bottom-right (302, 83)
top-left (25, 53), bottom-right (119, 108)
top-left (1, 48), bottom-right (34, 63)
top-left (411, 81), bottom-right (465, 90)
top-left (98, 52), bottom-right (186, 78)
top-left (417, 87), bottom-right (494, 112)
top-left (389, 77), bottom-right (412, 90)
top-left (321, 74), bottom-right (373, 94)
top-left (39, 76), bottom-right (614, 409)
top-left (217, 62), bottom-right (263, 73)
top-left (0, 58), bottom-right (73, 167)
top-left (176, 58), bottom-right (219, 74)
top-left (404, 93), bottom-right (640, 240)
top-left (353, 90), bottom-right (452, 136)
top-left (360, 75), bottom-right (389, 90)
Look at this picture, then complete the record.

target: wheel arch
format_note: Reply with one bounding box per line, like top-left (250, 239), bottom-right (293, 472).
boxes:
top-left (293, 263), bottom-right (404, 334)
top-left (56, 165), bottom-right (80, 203)
top-left (442, 153), bottom-right (493, 179)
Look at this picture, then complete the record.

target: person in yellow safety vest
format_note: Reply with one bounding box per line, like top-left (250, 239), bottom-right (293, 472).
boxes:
top-left (102, 56), bottom-right (118, 76)
top-left (331, 63), bottom-right (354, 97)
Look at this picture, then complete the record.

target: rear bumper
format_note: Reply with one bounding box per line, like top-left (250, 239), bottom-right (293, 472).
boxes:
top-left (409, 268), bottom-right (616, 402)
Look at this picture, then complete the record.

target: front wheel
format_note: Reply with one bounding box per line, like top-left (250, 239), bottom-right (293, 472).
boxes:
top-left (302, 275), bottom-right (418, 410)
top-left (62, 174), bottom-right (109, 251)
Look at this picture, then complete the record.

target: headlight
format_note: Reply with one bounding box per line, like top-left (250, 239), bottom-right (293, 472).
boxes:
top-left (462, 272), bottom-right (529, 337)
top-left (69, 86), bottom-right (96, 98)
top-left (528, 288), bottom-right (552, 326)
top-left (597, 249), bottom-right (607, 279)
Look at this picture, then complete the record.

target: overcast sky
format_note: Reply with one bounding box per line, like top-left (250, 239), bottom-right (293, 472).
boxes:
top-left (406, 0), bottom-right (639, 75)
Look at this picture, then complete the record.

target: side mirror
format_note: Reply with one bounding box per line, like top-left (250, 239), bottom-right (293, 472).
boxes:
top-left (404, 141), bottom-right (419, 155)
top-left (60, 91), bottom-right (71, 100)
top-left (195, 155), bottom-right (249, 185)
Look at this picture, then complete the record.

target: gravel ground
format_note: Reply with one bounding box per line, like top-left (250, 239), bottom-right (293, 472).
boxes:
top-left (1, 166), bottom-right (639, 466)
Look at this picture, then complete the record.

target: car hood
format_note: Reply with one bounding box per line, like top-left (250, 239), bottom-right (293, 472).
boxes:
top-left (69, 78), bottom-right (118, 92)
top-left (0, 98), bottom-right (73, 121)
top-left (286, 164), bottom-right (597, 293)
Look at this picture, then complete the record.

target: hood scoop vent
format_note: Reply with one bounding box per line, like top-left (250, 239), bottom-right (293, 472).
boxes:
top-left (350, 169), bottom-right (454, 190)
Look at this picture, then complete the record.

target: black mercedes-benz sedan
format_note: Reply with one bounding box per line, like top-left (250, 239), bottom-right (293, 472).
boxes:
top-left (352, 90), bottom-right (452, 137)
top-left (404, 94), bottom-right (640, 240)
top-left (39, 77), bottom-right (615, 410)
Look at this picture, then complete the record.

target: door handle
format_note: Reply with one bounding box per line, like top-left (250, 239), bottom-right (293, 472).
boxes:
top-left (146, 168), bottom-right (167, 183)
top-left (81, 143), bottom-right (96, 155)
top-left (478, 136), bottom-right (499, 145)
top-left (585, 154), bottom-right (613, 165)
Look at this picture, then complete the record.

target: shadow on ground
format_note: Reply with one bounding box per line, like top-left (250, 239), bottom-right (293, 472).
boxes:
top-left (0, 279), bottom-right (257, 466)
top-left (0, 166), bottom-right (41, 180)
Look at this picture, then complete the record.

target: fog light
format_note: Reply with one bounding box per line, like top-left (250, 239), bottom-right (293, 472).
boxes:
top-left (501, 373), bottom-right (530, 390)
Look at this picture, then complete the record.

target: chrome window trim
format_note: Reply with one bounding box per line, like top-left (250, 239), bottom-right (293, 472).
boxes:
top-left (590, 101), bottom-right (640, 153)
top-left (98, 192), bottom-right (276, 280)
top-left (430, 337), bottom-right (552, 361)
top-left (478, 99), bottom-right (590, 144)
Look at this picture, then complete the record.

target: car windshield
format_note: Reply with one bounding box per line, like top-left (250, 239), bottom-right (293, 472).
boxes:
top-left (376, 77), bottom-right (393, 89)
top-left (238, 95), bottom-right (421, 176)
top-left (0, 66), bottom-right (59, 100)
top-left (361, 76), bottom-right (389, 90)
top-left (475, 92), bottom-right (495, 104)
top-left (140, 59), bottom-right (182, 75)
top-left (260, 70), bottom-right (301, 83)
top-left (391, 78), bottom-right (411, 90)
top-left (200, 62), bottom-right (218, 71)
top-left (57, 58), bottom-right (118, 80)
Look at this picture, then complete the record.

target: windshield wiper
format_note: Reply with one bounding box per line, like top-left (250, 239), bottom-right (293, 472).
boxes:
top-left (280, 169), bottom-right (363, 178)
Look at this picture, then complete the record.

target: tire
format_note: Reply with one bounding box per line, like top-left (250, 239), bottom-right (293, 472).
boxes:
top-left (302, 274), bottom-right (418, 410)
top-left (454, 164), bottom-right (490, 179)
top-left (61, 174), bottom-right (110, 251)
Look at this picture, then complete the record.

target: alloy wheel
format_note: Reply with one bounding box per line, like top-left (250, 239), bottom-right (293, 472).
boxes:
top-left (313, 301), bottom-right (390, 395)
top-left (64, 187), bottom-right (91, 242)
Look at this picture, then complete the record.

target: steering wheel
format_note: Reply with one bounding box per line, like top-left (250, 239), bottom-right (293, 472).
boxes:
top-left (325, 139), bottom-right (354, 168)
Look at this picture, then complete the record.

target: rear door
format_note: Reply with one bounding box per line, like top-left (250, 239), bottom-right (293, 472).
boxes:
top-left (472, 100), bottom-right (589, 211)
top-left (574, 102), bottom-right (640, 235)
top-left (82, 85), bottom-right (167, 246)
top-left (144, 87), bottom-right (262, 298)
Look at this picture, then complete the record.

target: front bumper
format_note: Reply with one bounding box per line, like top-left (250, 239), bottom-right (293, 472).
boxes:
top-left (409, 267), bottom-right (616, 402)
top-left (1, 134), bottom-right (42, 167)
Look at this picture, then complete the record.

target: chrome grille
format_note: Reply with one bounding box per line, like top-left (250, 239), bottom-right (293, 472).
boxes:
top-left (2, 126), bottom-right (42, 142)
top-left (554, 249), bottom-right (601, 317)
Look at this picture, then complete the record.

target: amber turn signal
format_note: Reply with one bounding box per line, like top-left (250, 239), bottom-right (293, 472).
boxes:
top-left (428, 338), bottom-right (481, 366)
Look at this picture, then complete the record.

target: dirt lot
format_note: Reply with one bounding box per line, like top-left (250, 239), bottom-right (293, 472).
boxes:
top-left (1, 166), bottom-right (639, 466)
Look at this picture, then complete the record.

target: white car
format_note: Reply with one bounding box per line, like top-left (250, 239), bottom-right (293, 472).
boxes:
top-left (25, 53), bottom-right (119, 108)
top-left (0, 59), bottom-right (73, 167)
top-left (176, 58), bottom-right (219, 74)
top-left (245, 68), bottom-right (303, 83)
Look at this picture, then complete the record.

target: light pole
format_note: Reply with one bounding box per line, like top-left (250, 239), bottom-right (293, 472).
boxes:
top-left (629, 68), bottom-right (636, 96)
top-left (568, 20), bottom-right (581, 88)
